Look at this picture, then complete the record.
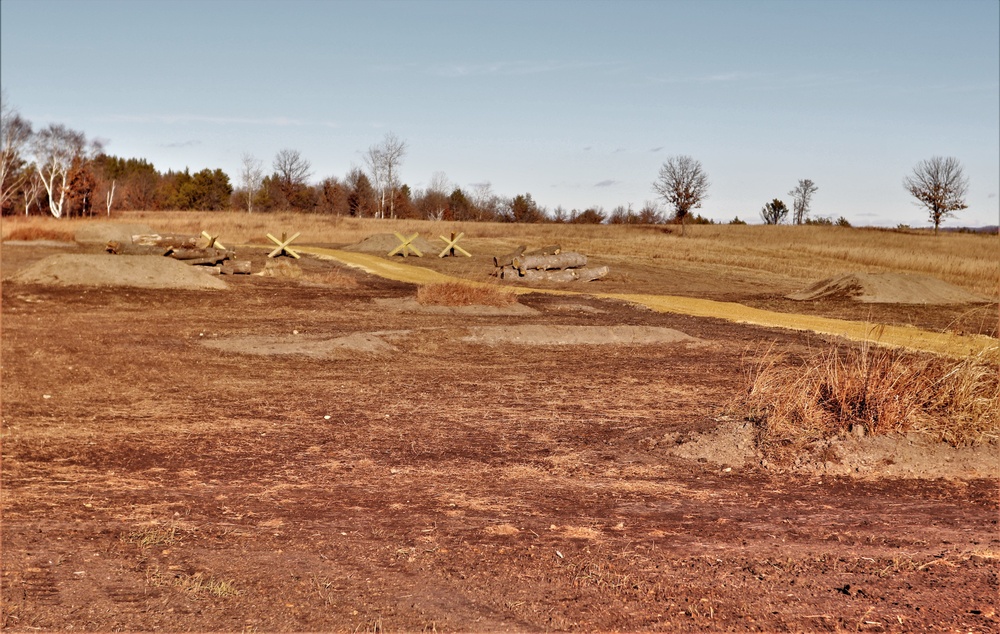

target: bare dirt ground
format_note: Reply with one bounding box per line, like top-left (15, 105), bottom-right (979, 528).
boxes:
top-left (1, 240), bottom-right (998, 632)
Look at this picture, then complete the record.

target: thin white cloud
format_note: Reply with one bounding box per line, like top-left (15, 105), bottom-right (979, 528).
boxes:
top-left (427, 60), bottom-right (616, 78)
top-left (161, 140), bottom-right (201, 148)
top-left (594, 179), bottom-right (617, 188)
top-left (102, 114), bottom-right (338, 127)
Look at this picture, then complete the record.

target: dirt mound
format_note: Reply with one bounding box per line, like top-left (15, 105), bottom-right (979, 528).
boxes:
top-left (7, 254), bottom-right (228, 290)
top-left (374, 297), bottom-right (539, 317)
top-left (73, 222), bottom-right (155, 245)
top-left (666, 419), bottom-right (999, 480)
top-left (462, 325), bottom-right (700, 346)
top-left (343, 233), bottom-right (438, 255)
top-left (201, 332), bottom-right (399, 358)
top-left (787, 272), bottom-right (990, 304)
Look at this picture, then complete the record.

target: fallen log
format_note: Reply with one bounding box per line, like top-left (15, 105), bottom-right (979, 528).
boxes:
top-left (571, 265), bottom-right (610, 282)
top-left (106, 241), bottom-right (171, 256)
top-left (518, 265), bottom-right (609, 283)
top-left (167, 247), bottom-right (234, 263)
top-left (131, 233), bottom-right (201, 248)
top-left (220, 260), bottom-right (252, 275)
top-left (493, 246), bottom-right (526, 268)
top-left (514, 251), bottom-right (587, 273)
top-left (526, 245), bottom-right (561, 256)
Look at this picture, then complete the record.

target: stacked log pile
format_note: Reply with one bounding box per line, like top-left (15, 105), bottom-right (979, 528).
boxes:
top-left (106, 234), bottom-right (252, 275)
top-left (492, 245), bottom-right (609, 282)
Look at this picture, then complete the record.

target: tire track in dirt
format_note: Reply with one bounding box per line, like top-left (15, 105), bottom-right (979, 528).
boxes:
top-left (296, 246), bottom-right (997, 360)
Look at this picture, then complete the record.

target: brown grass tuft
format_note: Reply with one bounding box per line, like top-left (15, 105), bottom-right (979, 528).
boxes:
top-left (4, 226), bottom-right (75, 242)
top-left (416, 282), bottom-right (517, 307)
top-left (737, 340), bottom-right (999, 459)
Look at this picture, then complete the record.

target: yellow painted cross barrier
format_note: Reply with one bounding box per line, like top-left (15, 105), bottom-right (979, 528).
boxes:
top-left (267, 232), bottom-right (301, 259)
top-left (438, 232), bottom-right (471, 258)
top-left (201, 231), bottom-right (225, 250)
top-left (388, 232), bottom-right (422, 257)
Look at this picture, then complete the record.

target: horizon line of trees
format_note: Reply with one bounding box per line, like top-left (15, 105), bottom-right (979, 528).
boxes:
top-left (1, 93), bottom-right (972, 231)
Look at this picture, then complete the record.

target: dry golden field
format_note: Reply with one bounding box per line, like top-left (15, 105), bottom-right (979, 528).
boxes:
top-left (3, 211), bottom-right (997, 298)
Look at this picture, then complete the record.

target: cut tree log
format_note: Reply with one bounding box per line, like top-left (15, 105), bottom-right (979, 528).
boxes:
top-left (518, 265), bottom-right (609, 283)
top-left (106, 241), bottom-right (171, 256)
top-left (131, 233), bottom-right (201, 248)
top-left (514, 252), bottom-right (587, 273)
top-left (571, 265), bottom-right (610, 282)
top-left (167, 247), bottom-right (234, 263)
top-left (220, 260), bottom-right (252, 275)
top-left (526, 245), bottom-right (561, 256)
top-left (493, 246), bottom-right (526, 268)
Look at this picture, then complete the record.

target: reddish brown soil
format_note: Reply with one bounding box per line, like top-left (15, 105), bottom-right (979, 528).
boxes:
top-left (1, 243), bottom-right (998, 632)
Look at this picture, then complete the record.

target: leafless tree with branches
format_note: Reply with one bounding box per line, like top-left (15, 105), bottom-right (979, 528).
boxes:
top-left (789, 179), bottom-right (818, 224)
top-left (652, 155), bottom-right (709, 235)
top-left (272, 148), bottom-right (311, 207)
top-left (1, 91), bottom-right (33, 212)
top-left (364, 132), bottom-right (407, 219)
top-left (32, 124), bottom-right (99, 218)
top-left (903, 156), bottom-right (968, 234)
top-left (240, 152), bottom-right (264, 213)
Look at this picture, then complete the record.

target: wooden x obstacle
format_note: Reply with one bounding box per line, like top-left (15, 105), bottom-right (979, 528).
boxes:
top-left (201, 231), bottom-right (226, 250)
top-left (388, 232), bottom-right (422, 257)
top-left (266, 232), bottom-right (301, 259)
top-left (438, 232), bottom-right (471, 258)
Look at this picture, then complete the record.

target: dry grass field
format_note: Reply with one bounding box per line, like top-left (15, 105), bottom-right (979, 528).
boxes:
top-left (4, 211), bottom-right (997, 297)
top-left (1, 212), bottom-right (998, 632)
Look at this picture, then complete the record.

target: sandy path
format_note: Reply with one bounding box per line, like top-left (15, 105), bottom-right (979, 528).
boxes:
top-left (296, 246), bottom-right (997, 360)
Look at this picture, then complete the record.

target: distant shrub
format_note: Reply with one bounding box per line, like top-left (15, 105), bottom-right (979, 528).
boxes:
top-left (728, 216), bottom-right (747, 225)
top-left (687, 213), bottom-right (716, 225)
top-left (570, 208), bottom-right (607, 224)
top-left (836, 216), bottom-right (852, 227)
top-left (804, 216), bottom-right (833, 226)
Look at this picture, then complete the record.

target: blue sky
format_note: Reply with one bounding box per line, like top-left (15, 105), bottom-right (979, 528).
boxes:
top-left (2, 0), bottom-right (997, 226)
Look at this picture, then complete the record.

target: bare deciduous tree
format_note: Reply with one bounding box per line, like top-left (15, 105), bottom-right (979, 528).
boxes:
top-left (1, 91), bottom-right (33, 211)
top-left (32, 124), bottom-right (97, 218)
top-left (23, 170), bottom-right (43, 216)
top-left (105, 179), bottom-right (116, 217)
top-left (363, 132), bottom-right (407, 219)
top-left (652, 155), bottom-right (709, 235)
top-left (240, 152), bottom-right (264, 213)
top-left (272, 148), bottom-right (311, 208)
top-left (788, 178), bottom-right (818, 224)
top-left (470, 181), bottom-right (501, 221)
top-left (903, 156), bottom-right (969, 234)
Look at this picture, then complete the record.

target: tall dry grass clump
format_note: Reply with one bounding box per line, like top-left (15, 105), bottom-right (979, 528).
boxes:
top-left (3, 225), bottom-right (76, 242)
top-left (416, 282), bottom-right (517, 307)
top-left (738, 339), bottom-right (999, 459)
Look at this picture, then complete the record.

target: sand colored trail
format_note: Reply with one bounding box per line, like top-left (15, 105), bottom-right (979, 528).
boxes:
top-left (297, 246), bottom-right (998, 360)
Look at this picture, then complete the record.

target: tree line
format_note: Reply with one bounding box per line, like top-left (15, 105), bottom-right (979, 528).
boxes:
top-left (0, 92), bottom-right (971, 231)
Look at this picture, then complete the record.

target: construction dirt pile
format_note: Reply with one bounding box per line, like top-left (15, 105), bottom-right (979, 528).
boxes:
top-left (342, 233), bottom-right (437, 255)
top-left (7, 254), bottom-right (229, 290)
top-left (787, 272), bottom-right (992, 305)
